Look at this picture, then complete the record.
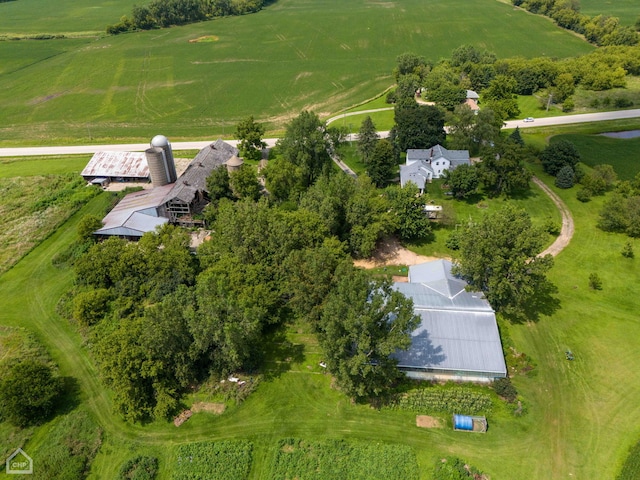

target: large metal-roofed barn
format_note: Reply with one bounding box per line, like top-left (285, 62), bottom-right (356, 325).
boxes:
top-left (81, 151), bottom-right (150, 184)
top-left (392, 259), bottom-right (507, 382)
top-left (162, 139), bottom-right (239, 224)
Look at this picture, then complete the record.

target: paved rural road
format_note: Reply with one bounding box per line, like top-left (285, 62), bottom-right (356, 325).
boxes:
top-left (533, 176), bottom-right (574, 257)
top-left (0, 109), bottom-right (640, 157)
top-left (1, 109), bottom-right (639, 158)
top-left (505, 108), bottom-right (640, 129)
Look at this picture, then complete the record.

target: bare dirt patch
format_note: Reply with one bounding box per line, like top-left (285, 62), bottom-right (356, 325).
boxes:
top-left (189, 35), bottom-right (219, 43)
top-left (191, 402), bottom-right (226, 414)
top-left (416, 415), bottom-right (443, 428)
top-left (174, 409), bottom-right (193, 427)
top-left (353, 237), bottom-right (442, 269)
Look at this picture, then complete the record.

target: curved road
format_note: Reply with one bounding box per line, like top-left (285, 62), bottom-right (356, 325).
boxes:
top-left (1, 109), bottom-right (639, 158)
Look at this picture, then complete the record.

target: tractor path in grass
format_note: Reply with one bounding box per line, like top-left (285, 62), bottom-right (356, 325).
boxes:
top-left (533, 176), bottom-right (574, 257)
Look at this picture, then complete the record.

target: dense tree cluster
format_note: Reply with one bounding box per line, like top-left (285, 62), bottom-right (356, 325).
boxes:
top-left (70, 108), bottom-right (437, 418)
top-left (597, 174), bottom-right (640, 237)
top-left (107, 0), bottom-right (269, 34)
top-left (512, 0), bottom-right (638, 47)
top-left (392, 44), bottom-right (640, 122)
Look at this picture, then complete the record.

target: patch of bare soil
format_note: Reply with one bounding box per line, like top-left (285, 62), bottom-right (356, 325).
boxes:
top-left (174, 409), bottom-right (192, 427)
top-left (353, 236), bottom-right (442, 269)
top-left (416, 415), bottom-right (443, 428)
top-left (191, 402), bottom-right (226, 414)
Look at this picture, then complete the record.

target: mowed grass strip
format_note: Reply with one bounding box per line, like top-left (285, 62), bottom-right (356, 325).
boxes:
top-left (0, 0), bottom-right (593, 145)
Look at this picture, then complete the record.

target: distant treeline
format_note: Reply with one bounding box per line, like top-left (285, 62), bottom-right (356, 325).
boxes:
top-left (513, 0), bottom-right (638, 46)
top-left (107, 0), bottom-right (272, 34)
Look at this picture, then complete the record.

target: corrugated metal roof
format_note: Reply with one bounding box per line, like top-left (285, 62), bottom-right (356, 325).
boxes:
top-left (393, 260), bottom-right (506, 376)
top-left (163, 139), bottom-right (238, 204)
top-left (81, 151), bottom-right (149, 179)
top-left (393, 310), bottom-right (506, 375)
top-left (96, 184), bottom-right (173, 237)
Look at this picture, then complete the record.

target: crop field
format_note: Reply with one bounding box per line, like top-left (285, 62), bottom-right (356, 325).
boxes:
top-left (0, 0), bottom-right (593, 146)
top-left (0, 0), bottom-right (136, 35)
top-left (580, 0), bottom-right (639, 26)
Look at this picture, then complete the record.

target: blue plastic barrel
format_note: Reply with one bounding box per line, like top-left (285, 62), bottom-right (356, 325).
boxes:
top-left (454, 414), bottom-right (474, 431)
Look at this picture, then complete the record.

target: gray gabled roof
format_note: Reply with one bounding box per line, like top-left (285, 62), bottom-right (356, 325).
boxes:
top-left (163, 139), bottom-right (238, 205)
top-left (95, 184), bottom-right (173, 237)
top-left (466, 90), bottom-right (480, 99)
top-left (392, 259), bottom-right (506, 377)
top-left (399, 162), bottom-right (433, 190)
top-left (406, 145), bottom-right (470, 168)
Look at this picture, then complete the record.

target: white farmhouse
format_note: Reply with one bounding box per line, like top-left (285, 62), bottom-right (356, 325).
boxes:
top-left (400, 145), bottom-right (470, 193)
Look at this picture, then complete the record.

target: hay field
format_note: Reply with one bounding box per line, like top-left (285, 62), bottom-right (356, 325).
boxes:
top-left (0, 0), bottom-right (592, 145)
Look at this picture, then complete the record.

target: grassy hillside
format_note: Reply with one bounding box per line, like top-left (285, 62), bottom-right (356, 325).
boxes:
top-left (0, 0), bottom-right (593, 145)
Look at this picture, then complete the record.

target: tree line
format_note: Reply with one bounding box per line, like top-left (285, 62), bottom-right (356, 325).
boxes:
top-left (512, 0), bottom-right (639, 47)
top-left (107, 0), bottom-right (271, 34)
top-left (391, 43), bottom-right (640, 119)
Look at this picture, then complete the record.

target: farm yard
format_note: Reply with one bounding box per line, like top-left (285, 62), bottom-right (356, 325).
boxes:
top-left (1, 0), bottom-right (640, 479)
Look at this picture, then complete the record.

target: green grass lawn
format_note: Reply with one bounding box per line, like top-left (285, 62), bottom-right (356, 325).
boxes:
top-left (0, 0), bottom-right (592, 146)
top-left (551, 133), bottom-right (640, 180)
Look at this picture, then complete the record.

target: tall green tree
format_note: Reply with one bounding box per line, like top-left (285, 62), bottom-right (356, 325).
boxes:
top-left (235, 115), bottom-right (266, 162)
top-left (540, 140), bottom-right (581, 176)
top-left (206, 166), bottom-right (233, 202)
top-left (357, 116), bottom-right (379, 164)
top-left (477, 142), bottom-right (532, 197)
top-left (453, 204), bottom-right (554, 321)
top-left (276, 110), bottom-right (340, 187)
top-left (442, 164), bottom-right (479, 199)
top-left (367, 139), bottom-right (396, 187)
top-left (0, 360), bottom-right (64, 427)
top-left (229, 165), bottom-right (262, 201)
top-left (394, 103), bottom-right (446, 151)
top-left (318, 264), bottom-right (420, 400)
top-left (384, 184), bottom-right (432, 241)
top-left (482, 74), bottom-right (520, 120)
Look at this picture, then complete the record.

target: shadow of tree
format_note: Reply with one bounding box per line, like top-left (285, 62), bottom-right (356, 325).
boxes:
top-left (261, 327), bottom-right (306, 380)
top-left (396, 329), bottom-right (446, 368)
top-left (505, 278), bottom-right (561, 324)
